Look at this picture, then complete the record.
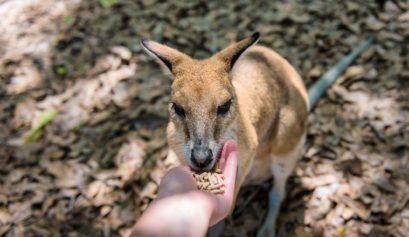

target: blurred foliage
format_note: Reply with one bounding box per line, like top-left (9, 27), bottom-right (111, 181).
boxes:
top-left (24, 109), bottom-right (59, 143)
top-left (99, 0), bottom-right (117, 9)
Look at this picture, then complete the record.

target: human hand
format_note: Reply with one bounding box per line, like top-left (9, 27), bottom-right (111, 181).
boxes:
top-left (157, 140), bottom-right (238, 226)
top-left (131, 140), bottom-right (237, 237)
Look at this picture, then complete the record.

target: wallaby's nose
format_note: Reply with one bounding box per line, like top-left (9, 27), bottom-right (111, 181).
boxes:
top-left (191, 147), bottom-right (213, 170)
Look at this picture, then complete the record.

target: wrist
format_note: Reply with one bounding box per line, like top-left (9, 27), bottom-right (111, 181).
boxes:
top-left (132, 191), bottom-right (213, 237)
top-left (169, 192), bottom-right (214, 235)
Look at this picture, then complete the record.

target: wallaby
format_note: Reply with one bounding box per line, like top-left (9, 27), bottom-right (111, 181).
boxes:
top-left (141, 32), bottom-right (372, 237)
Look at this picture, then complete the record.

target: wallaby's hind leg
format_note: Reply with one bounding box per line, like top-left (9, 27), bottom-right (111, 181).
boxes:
top-left (257, 136), bottom-right (305, 237)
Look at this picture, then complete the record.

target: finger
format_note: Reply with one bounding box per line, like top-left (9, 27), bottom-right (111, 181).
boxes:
top-left (157, 166), bottom-right (197, 198)
top-left (222, 147), bottom-right (237, 200)
top-left (207, 145), bottom-right (237, 226)
top-left (218, 140), bottom-right (237, 171)
top-left (217, 140), bottom-right (237, 198)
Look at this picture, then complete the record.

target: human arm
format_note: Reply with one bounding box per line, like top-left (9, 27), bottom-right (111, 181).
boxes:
top-left (130, 140), bottom-right (237, 237)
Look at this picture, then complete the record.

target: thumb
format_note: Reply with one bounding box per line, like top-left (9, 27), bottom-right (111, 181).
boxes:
top-left (208, 140), bottom-right (238, 226)
top-left (219, 140), bottom-right (237, 198)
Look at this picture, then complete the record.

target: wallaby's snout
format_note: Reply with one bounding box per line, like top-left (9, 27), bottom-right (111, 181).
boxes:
top-left (191, 142), bottom-right (213, 170)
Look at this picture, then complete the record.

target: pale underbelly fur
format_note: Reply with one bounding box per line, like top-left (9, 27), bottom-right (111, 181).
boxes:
top-left (243, 135), bottom-right (306, 186)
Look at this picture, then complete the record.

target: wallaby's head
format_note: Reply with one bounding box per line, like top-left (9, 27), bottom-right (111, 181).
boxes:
top-left (141, 33), bottom-right (259, 171)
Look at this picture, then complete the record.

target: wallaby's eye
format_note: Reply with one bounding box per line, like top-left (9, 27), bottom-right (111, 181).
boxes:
top-left (217, 99), bottom-right (232, 115)
top-left (172, 103), bottom-right (186, 118)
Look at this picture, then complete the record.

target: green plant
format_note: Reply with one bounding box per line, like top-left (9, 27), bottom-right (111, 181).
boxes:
top-left (99, 0), bottom-right (117, 9)
top-left (25, 109), bottom-right (59, 143)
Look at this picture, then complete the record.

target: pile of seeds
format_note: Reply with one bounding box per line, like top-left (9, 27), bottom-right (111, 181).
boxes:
top-left (192, 168), bottom-right (225, 194)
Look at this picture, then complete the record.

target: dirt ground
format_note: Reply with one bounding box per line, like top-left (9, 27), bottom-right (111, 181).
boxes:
top-left (0, 0), bottom-right (408, 236)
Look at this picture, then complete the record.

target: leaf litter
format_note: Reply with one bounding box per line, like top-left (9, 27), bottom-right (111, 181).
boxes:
top-left (0, 0), bottom-right (408, 236)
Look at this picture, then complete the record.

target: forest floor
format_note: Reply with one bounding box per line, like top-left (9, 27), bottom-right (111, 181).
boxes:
top-left (0, 0), bottom-right (408, 236)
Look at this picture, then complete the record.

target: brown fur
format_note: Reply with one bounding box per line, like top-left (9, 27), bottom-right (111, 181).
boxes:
top-left (142, 34), bottom-right (309, 236)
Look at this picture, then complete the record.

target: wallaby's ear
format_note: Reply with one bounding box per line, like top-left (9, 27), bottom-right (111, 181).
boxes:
top-left (215, 32), bottom-right (260, 71)
top-left (141, 38), bottom-right (189, 73)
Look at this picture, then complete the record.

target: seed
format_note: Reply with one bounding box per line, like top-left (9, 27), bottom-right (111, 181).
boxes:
top-left (202, 182), bottom-right (209, 189)
top-left (192, 169), bottom-right (225, 195)
top-left (210, 188), bottom-right (224, 194)
top-left (215, 174), bottom-right (223, 183)
top-left (209, 174), bottom-right (217, 184)
top-left (208, 184), bottom-right (222, 189)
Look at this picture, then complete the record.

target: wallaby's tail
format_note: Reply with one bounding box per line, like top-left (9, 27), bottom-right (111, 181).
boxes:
top-left (308, 38), bottom-right (373, 111)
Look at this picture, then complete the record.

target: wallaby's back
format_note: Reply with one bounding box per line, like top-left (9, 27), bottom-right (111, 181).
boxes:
top-left (231, 45), bottom-right (309, 146)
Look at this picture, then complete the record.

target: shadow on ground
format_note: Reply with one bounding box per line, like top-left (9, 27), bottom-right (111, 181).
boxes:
top-left (1, 0), bottom-right (408, 237)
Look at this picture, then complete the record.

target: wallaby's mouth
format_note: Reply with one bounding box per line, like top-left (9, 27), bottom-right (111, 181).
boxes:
top-left (189, 143), bottom-right (224, 172)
